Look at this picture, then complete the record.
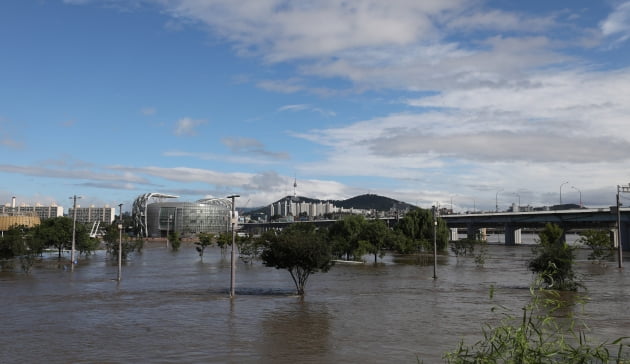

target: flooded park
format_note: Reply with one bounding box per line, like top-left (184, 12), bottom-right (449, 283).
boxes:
top-left (1, 242), bottom-right (629, 363)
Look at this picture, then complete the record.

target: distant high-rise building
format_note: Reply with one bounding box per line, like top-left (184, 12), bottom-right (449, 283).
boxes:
top-left (1, 199), bottom-right (63, 220)
top-left (68, 206), bottom-right (116, 224)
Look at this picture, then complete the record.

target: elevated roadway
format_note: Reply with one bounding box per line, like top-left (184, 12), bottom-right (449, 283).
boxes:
top-left (441, 208), bottom-right (630, 250)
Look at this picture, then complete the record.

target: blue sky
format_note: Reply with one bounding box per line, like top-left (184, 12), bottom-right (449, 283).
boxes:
top-left (1, 0), bottom-right (630, 212)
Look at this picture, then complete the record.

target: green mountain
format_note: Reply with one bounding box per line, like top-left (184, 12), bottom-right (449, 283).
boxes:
top-left (331, 194), bottom-right (413, 211)
top-left (245, 194), bottom-right (414, 215)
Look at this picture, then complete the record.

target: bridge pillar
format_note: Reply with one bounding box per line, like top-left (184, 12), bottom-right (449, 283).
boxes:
top-left (612, 222), bottom-right (630, 251)
top-left (450, 228), bottom-right (459, 241)
top-left (504, 225), bottom-right (522, 246)
top-left (466, 224), bottom-right (488, 241)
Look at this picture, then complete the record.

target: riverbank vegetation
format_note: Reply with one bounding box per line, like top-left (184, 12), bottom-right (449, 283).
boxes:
top-left (0, 217), bottom-right (97, 272)
top-left (444, 282), bottom-right (630, 363)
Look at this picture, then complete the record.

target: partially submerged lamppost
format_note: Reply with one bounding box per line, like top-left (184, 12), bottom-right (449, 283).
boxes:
top-left (227, 195), bottom-right (240, 298)
top-left (118, 203), bottom-right (123, 282)
top-left (166, 214), bottom-right (172, 248)
top-left (616, 184), bottom-right (630, 269)
top-left (432, 204), bottom-right (438, 279)
top-left (69, 195), bottom-right (82, 271)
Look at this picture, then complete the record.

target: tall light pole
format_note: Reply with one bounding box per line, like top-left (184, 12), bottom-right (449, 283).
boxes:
top-left (69, 195), bottom-right (82, 271)
top-left (495, 189), bottom-right (503, 213)
top-left (227, 195), bottom-right (240, 298)
top-left (166, 214), bottom-right (172, 248)
top-left (432, 204), bottom-right (438, 279)
top-left (572, 186), bottom-right (582, 207)
top-left (559, 181), bottom-right (569, 205)
top-left (513, 193), bottom-right (521, 211)
top-left (117, 203), bottom-right (123, 282)
top-left (616, 184), bottom-right (630, 269)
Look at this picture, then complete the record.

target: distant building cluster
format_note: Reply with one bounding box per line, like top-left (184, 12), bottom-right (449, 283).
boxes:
top-left (0, 197), bottom-right (116, 233)
top-left (1, 197), bottom-right (63, 220)
top-left (267, 196), bottom-right (398, 222)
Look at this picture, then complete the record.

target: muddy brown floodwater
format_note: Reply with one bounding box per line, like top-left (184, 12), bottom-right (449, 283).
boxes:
top-left (1, 243), bottom-right (629, 363)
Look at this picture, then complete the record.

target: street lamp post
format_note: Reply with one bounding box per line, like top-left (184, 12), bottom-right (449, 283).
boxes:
top-left (616, 184), bottom-right (630, 269)
top-left (560, 181), bottom-right (569, 205)
top-left (117, 203), bottom-right (123, 282)
top-left (495, 189), bottom-right (503, 213)
top-left (572, 186), bottom-right (582, 207)
top-left (513, 193), bottom-right (521, 211)
top-left (166, 214), bottom-right (172, 248)
top-left (432, 204), bottom-right (438, 279)
top-left (69, 195), bottom-right (82, 271)
top-left (227, 195), bottom-right (240, 298)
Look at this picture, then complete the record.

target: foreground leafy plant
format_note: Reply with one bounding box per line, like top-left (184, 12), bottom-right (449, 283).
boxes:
top-left (444, 282), bottom-right (630, 363)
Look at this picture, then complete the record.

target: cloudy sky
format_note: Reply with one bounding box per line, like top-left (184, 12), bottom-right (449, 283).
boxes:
top-left (1, 0), bottom-right (630, 212)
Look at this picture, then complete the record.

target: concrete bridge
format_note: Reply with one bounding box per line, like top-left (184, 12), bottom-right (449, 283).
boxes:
top-left (441, 208), bottom-right (630, 250)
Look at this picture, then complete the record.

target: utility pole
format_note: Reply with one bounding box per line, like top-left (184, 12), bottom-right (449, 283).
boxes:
top-left (118, 203), bottom-right (123, 282)
top-left (433, 204), bottom-right (438, 279)
top-left (69, 195), bottom-right (82, 271)
top-left (227, 195), bottom-right (240, 298)
top-left (616, 184), bottom-right (630, 269)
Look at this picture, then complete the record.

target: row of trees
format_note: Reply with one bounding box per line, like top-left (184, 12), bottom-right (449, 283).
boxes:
top-left (206, 209), bottom-right (450, 295)
top-left (0, 216), bottom-right (100, 271)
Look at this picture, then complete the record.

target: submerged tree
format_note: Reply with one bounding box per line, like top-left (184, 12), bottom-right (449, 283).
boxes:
top-left (169, 231), bottom-right (181, 251)
top-left (578, 229), bottom-right (614, 263)
top-left (33, 216), bottom-right (91, 259)
top-left (103, 223), bottom-right (141, 261)
top-left (328, 215), bottom-right (366, 260)
top-left (196, 232), bottom-right (214, 259)
top-left (0, 224), bottom-right (44, 272)
top-left (528, 223), bottom-right (579, 291)
top-left (394, 208), bottom-right (449, 253)
top-left (259, 223), bottom-right (333, 295)
top-left (359, 219), bottom-right (392, 263)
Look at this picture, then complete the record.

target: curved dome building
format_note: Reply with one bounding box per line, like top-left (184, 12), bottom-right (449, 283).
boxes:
top-left (133, 193), bottom-right (232, 238)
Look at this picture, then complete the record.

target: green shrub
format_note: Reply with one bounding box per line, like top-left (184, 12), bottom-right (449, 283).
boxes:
top-left (444, 283), bottom-right (630, 363)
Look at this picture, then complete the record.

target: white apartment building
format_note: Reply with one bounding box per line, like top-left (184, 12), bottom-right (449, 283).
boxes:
top-left (1, 198), bottom-right (63, 220)
top-left (68, 206), bottom-right (116, 224)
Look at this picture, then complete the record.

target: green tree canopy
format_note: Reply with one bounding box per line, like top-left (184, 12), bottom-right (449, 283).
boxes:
top-left (33, 217), bottom-right (74, 259)
top-left (359, 219), bottom-right (392, 263)
top-left (394, 208), bottom-right (449, 253)
top-left (259, 223), bottom-right (333, 295)
top-left (578, 229), bottom-right (613, 263)
top-left (328, 214), bottom-right (366, 260)
top-left (0, 225), bottom-right (42, 259)
top-left (196, 232), bottom-right (214, 258)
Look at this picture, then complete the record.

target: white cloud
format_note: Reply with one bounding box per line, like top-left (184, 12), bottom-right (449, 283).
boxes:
top-left (277, 104), bottom-right (336, 117)
top-left (141, 107), bottom-right (156, 116)
top-left (221, 137), bottom-right (290, 160)
top-left (601, 1), bottom-right (630, 43)
top-left (174, 117), bottom-right (207, 136)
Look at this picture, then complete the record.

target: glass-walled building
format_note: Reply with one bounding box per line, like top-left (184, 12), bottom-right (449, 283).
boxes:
top-left (133, 194), bottom-right (232, 238)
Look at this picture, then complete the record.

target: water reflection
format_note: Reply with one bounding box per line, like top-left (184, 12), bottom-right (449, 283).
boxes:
top-left (0, 243), bottom-right (628, 363)
top-left (258, 300), bottom-right (331, 363)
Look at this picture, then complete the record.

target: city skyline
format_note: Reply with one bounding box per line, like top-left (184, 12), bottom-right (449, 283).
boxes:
top-left (1, 1), bottom-right (630, 213)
